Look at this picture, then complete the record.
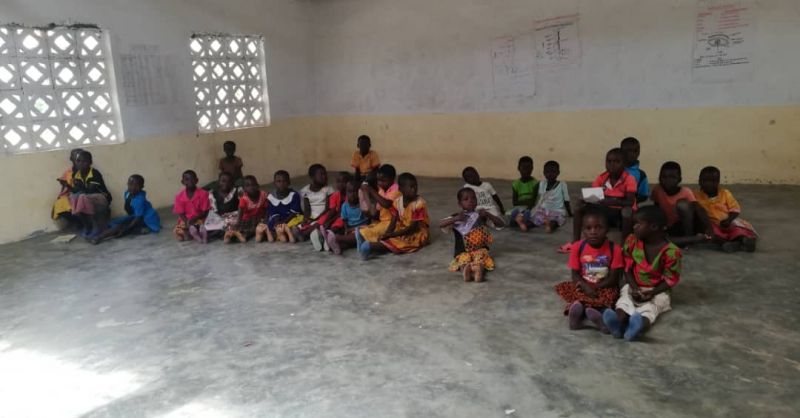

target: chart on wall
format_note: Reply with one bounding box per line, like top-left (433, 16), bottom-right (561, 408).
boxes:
top-left (692, 1), bottom-right (755, 83)
top-left (491, 34), bottom-right (536, 98)
top-left (120, 44), bottom-right (178, 107)
top-left (534, 14), bottom-right (581, 69)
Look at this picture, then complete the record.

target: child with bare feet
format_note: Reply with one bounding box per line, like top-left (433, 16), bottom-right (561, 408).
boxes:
top-left (507, 156), bottom-right (538, 231)
top-left (256, 170), bottom-right (303, 243)
top-left (441, 187), bottom-right (505, 282)
top-left (532, 160), bottom-right (572, 233)
top-left (226, 175), bottom-right (267, 243)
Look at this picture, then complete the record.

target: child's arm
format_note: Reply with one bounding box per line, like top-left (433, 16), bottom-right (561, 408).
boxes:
top-left (439, 212), bottom-right (465, 228)
top-left (302, 196), bottom-right (312, 220)
top-left (600, 191), bottom-right (635, 208)
top-left (720, 212), bottom-right (739, 228)
top-left (511, 189), bottom-right (519, 207)
top-left (478, 208), bottom-right (506, 227)
top-left (383, 220), bottom-right (420, 240)
top-left (380, 213), bottom-right (400, 239)
top-left (571, 269), bottom-right (597, 297)
top-left (492, 194), bottom-right (506, 214)
top-left (598, 267), bottom-right (621, 290)
top-left (316, 195), bottom-right (332, 222)
top-left (366, 186), bottom-right (394, 209)
top-left (233, 209), bottom-right (244, 229)
top-left (187, 210), bottom-right (209, 226)
top-left (564, 201), bottom-right (573, 217)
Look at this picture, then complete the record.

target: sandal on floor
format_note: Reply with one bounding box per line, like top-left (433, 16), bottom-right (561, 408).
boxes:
top-left (558, 242), bottom-right (573, 254)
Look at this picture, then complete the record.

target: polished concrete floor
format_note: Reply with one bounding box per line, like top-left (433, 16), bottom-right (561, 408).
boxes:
top-left (0, 178), bottom-right (798, 418)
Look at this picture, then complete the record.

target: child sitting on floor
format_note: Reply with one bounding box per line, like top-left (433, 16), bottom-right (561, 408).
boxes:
top-left (440, 187), bottom-right (504, 283)
top-left (508, 156), bottom-right (538, 231)
top-left (71, 150), bottom-right (112, 239)
top-left (355, 164), bottom-right (401, 248)
top-left (310, 171), bottom-right (350, 252)
top-left (532, 160), bottom-right (572, 233)
top-left (296, 164), bottom-right (333, 241)
top-left (651, 161), bottom-right (708, 247)
top-left (173, 170), bottom-right (210, 243)
top-left (52, 148), bottom-right (83, 230)
top-left (90, 174), bottom-right (161, 244)
top-left (357, 173), bottom-right (430, 260)
top-left (351, 134), bottom-right (380, 182)
top-left (226, 175), bottom-right (267, 243)
top-left (565, 148), bottom-right (636, 252)
top-left (462, 166), bottom-right (506, 227)
top-left (257, 170), bottom-right (303, 243)
top-left (326, 178), bottom-right (370, 255)
top-left (620, 136), bottom-right (649, 203)
top-left (554, 208), bottom-right (623, 331)
top-left (694, 166), bottom-right (757, 253)
top-left (603, 206), bottom-right (682, 341)
top-left (203, 172), bottom-right (242, 241)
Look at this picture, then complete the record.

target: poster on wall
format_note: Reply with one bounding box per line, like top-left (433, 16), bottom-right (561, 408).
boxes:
top-left (534, 14), bottom-right (581, 69)
top-left (120, 44), bottom-right (177, 107)
top-left (692, 1), bottom-right (755, 83)
top-left (491, 34), bottom-right (536, 98)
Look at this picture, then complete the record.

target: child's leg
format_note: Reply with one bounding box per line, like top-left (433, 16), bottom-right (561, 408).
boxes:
top-left (546, 220), bottom-right (559, 233)
top-left (515, 211), bottom-right (528, 231)
top-left (255, 223), bottom-right (266, 242)
top-left (286, 225), bottom-right (297, 243)
top-left (462, 263), bottom-right (473, 282)
top-left (472, 261), bottom-right (485, 283)
top-left (624, 313), bottom-right (651, 341)
top-left (199, 225), bottom-right (209, 244)
top-left (568, 301), bottom-right (584, 330)
top-left (89, 224), bottom-right (123, 244)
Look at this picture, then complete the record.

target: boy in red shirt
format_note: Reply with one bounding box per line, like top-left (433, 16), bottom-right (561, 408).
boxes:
top-left (564, 148), bottom-right (636, 251)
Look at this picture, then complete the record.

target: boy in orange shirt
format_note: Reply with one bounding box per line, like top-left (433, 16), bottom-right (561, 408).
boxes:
top-left (694, 166), bottom-right (757, 252)
top-left (651, 161), bottom-right (709, 247)
top-left (351, 135), bottom-right (380, 182)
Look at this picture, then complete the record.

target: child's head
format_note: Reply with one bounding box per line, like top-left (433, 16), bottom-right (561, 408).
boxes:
top-left (357, 135), bottom-right (371, 154)
top-left (633, 205), bottom-right (668, 240)
top-left (308, 164), bottom-right (328, 187)
top-left (699, 166), bottom-right (721, 196)
top-left (620, 136), bottom-right (640, 165)
top-left (376, 164), bottom-right (396, 191)
top-left (659, 161), bottom-right (682, 192)
top-left (346, 179), bottom-right (360, 205)
top-left (127, 174), bottom-right (144, 195)
top-left (605, 148), bottom-right (625, 176)
top-left (181, 170), bottom-right (198, 189)
top-left (76, 150), bottom-right (93, 172)
top-left (69, 148), bottom-right (83, 165)
top-left (517, 156), bottom-right (533, 179)
top-left (456, 187), bottom-right (477, 212)
top-left (397, 172), bottom-right (418, 200)
top-left (582, 207), bottom-right (609, 246)
top-left (218, 172), bottom-right (234, 193)
top-left (223, 140), bottom-right (236, 157)
top-left (462, 166), bottom-right (481, 186)
top-left (274, 170), bottom-right (291, 193)
top-left (243, 175), bottom-right (259, 196)
top-left (543, 160), bottom-right (560, 182)
top-left (335, 171), bottom-right (351, 193)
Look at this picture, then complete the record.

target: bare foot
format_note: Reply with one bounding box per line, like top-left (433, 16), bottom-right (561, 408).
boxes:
top-left (515, 214), bottom-right (528, 232)
top-left (462, 264), bottom-right (473, 282)
top-left (287, 228), bottom-right (296, 243)
top-left (266, 229), bottom-right (275, 242)
top-left (223, 231), bottom-right (233, 244)
top-left (544, 223), bottom-right (553, 234)
top-left (473, 264), bottom-right (485, 282)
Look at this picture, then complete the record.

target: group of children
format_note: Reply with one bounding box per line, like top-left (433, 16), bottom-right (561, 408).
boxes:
top-left (52, 134), bottom-right (758, 341)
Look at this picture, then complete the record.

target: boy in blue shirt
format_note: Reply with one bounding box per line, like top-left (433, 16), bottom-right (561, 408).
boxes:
top-left (621, 137), bottom-right (649, 203)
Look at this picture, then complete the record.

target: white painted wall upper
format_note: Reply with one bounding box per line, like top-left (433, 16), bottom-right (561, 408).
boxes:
top-left (1, 0), bottom-right (315, 140)
top-left (311, 0), bottom-right (800, 114)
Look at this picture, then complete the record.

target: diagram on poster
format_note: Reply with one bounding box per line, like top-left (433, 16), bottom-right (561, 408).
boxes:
top-left (692, 1), bottom-right (754, 82)
top-left (535, 14), bottom-right (581, 68)
top-left (491, 34), bottom-right (536, 98)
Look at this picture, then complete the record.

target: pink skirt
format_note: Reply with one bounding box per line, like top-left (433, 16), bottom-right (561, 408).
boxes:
top-left (70, 193), bottom-right (108, 215)
top-left (712, 220), bottom-right (757, 241)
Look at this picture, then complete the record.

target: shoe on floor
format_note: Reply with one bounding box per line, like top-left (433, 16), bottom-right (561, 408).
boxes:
top-left (603, 309), bottom-right (624, 338)
top-left (310, 229), bottom-right (324, 251)
top-left (568, 301), bottom-right (584, 330)
top-left (585, 307), bottom-right (609, 333)
top-left (624, 313), bottom-right (645, 341)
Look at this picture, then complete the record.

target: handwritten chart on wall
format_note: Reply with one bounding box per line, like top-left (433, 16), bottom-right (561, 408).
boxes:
top-left (692, 2), bottom-right (754, 82)
top-left (535, 14), bottom-right (581, 69)
top-left (491, 34), bottom-right (536, 98)
top-left (120, 44), bottom-right (177, 107)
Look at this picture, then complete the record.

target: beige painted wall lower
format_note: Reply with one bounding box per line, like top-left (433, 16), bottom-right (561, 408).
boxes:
top-left (2, 106), bottom-right (799, 244)
top-left (0, 117), bottom-right (320, 244)
top-left (315, 106), bottom-right (800, 186)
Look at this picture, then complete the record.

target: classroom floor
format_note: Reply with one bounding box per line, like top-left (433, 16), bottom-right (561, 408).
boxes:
top-left (0, 178), bottom-right (798, 418)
